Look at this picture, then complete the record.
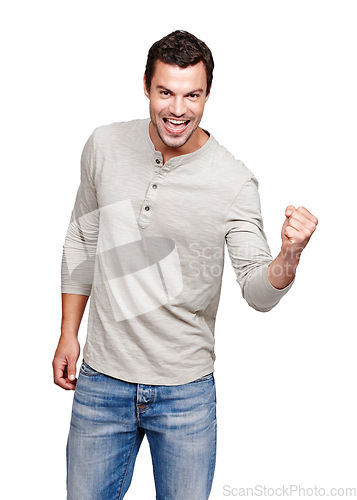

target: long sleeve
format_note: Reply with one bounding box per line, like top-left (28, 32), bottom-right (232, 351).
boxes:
top-left (225, 175), bottom-right (294, 312)
top-left (61, 130), bottom-right (99, 296)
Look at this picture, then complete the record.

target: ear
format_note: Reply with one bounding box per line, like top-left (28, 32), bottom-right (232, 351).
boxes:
top-left (143, 75), bottom-right (150, 99)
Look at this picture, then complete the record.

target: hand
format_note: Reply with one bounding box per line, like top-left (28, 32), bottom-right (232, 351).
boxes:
top-left (52, 335), bottom-right (80, 390)
top-left (281, 205), bottom-right (318, 261)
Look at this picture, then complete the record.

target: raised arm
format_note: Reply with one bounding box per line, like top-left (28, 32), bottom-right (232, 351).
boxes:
top-left (225, 176), bottom-right (299, 312)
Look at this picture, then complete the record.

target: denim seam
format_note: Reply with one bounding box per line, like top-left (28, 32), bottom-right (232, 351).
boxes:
top-left (117, 430), bottom-right (139, 500)
top-left (207, 404), bottom-right (217, 493)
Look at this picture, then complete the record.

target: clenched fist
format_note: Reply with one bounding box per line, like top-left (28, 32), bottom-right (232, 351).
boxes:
top-left (281, 205), bottom-right (318, 260)
top-left (268, 205), bottom-right (318, 289)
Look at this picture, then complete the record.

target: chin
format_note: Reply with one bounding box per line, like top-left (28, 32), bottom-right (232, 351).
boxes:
top-left (161, 135), bottom-right (190, 149)
top-left (158, 124), bottom-right (195, 149)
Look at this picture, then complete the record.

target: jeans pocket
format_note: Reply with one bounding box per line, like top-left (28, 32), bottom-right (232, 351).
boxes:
top-left (79, 360), bottom-right (101, 377)
top-left (192, 372), bottom-right (213, 383)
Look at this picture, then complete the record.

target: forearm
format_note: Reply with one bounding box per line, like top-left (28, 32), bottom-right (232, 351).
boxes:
top-left (267, 251), bottom-right (300, 290)
top-left (61, 293), bottom-right (89, 338)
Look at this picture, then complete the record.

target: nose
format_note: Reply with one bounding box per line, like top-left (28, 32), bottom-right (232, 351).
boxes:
top-left (169, 96), bottom-right (187, 117)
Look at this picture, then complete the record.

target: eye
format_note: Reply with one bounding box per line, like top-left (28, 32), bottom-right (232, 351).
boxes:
top-left (160, 90), bottom-right (171, 96)
top-left (188, 94), bottom-right (199, 99)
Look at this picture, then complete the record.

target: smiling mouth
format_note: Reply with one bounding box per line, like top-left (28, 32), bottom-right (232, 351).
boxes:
top-left (163, 118), bottom-right (190, 134)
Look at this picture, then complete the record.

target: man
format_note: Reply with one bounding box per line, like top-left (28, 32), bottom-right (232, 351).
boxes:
top-left (53, 30), bottom-right (318, 499)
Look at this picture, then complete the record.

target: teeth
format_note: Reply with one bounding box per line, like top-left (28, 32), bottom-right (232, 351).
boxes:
top-left (167, 119), bottom-right (187, 125)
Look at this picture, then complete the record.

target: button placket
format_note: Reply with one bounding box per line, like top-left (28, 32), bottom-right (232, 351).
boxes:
top-left (154, 153), bottom-right (163, 168)
top-left (138, 166), bottom-right (165, 229)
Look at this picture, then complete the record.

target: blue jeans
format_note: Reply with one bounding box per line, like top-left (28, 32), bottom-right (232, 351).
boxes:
top-left (66, 360), bottom-right (217, 499)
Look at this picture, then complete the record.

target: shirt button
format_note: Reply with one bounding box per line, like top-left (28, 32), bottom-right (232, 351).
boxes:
top-left (155, 159), bottom-right (161, 165)
top-left (144, 206), bottom-right (150, 211)
top-left (152, 184), bottom-right (157, 189)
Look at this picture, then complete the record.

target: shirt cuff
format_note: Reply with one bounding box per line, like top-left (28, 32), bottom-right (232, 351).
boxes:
top-left (245, 263), bottom-right (295, 312)
top-left (261, 262), bottom-right (296, 295)
top-left (61, 285), bottom-right (91, 296)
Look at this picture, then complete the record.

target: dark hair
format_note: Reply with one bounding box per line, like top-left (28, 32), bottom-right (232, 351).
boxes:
top-left (145, 30), bottom-right (214, 96)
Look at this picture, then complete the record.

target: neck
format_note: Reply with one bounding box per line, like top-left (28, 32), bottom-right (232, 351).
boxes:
top-left (149, 122), bottom-right (209, 164)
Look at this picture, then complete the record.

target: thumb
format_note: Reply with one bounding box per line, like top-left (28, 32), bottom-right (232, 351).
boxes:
top-left (285, 205), bottom-right (296, 218)
top-left (282, 207), bottom-right (293, 232)
top-left (281, 205), bottom-right (295, 243)
top-left (67, 356), bottom-right (77, 381)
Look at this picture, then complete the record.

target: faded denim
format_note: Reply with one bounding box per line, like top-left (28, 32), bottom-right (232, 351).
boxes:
top-left (66, 360), bottom-right (217, 499)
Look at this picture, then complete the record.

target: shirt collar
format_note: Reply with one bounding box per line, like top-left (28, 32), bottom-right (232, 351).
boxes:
top-left (143, 117), bottom-right (215, 170)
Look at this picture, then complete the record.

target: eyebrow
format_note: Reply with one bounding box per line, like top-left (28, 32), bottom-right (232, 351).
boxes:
top-left (156, 85), bottom-right (204, 94)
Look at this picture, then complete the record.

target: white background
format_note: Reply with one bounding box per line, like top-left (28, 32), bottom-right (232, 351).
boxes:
top-left (2, 1), bottom-right (356, 498)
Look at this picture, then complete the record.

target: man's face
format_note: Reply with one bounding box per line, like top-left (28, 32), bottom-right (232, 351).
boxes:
top-left (144, 60), bottom-right (210, 151)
